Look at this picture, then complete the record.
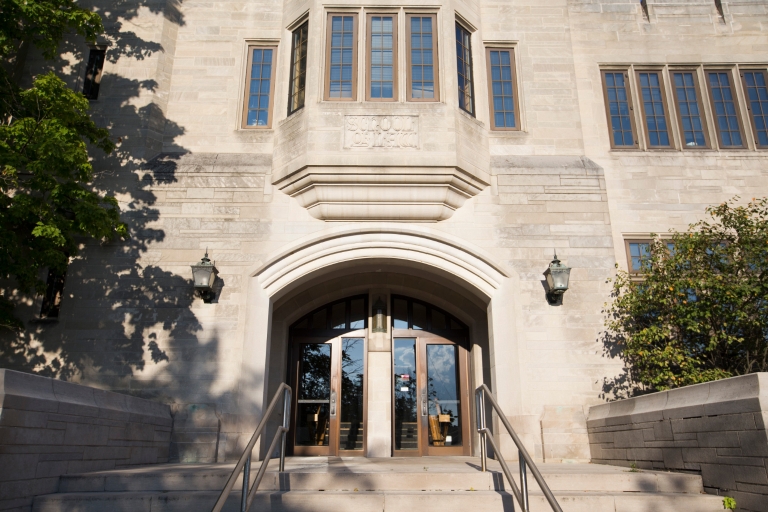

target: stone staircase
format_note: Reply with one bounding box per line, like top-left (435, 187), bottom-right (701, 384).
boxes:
top-left (32, 456), bottom-right (725, 512)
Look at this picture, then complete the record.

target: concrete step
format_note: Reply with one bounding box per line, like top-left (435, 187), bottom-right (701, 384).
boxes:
top-left (32, 489), bottom-right (726, 512)
top-left (56, 463), bottom-right (706, 494)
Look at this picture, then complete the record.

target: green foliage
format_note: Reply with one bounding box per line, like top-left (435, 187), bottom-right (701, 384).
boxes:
top-left (0, 1), bottom-right (126, 331)
top-left (723, 496), bottom-right (737, 510)
top-left (0, 0), bottom-right (104, 59)
top-left (605, 197), bottom-right (768, 391)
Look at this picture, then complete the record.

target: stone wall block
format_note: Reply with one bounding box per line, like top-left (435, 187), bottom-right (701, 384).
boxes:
top-left (0, 370), bottom-right (171, 511)
top-left (589, 374), bottom-right (768, 511)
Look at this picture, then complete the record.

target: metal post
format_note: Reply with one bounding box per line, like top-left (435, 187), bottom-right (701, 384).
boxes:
top-left (241, 455), bottom-right (251, 512)
top-left (519, 451), bottom-right (529, 512)
top-left (279, 388), bottom-right (290, 472)
top-left (478, 388), bottom-right (487, 472)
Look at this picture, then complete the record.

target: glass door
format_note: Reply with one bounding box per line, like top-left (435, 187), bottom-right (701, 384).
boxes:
top-left (393, 336), bottom-right (470, 456)
top-left (290, 336), bottom-right (366, 456)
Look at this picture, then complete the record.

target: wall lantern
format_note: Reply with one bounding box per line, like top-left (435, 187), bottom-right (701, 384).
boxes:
top-left (372, 297), bottom-right (387, 333)
top-left (191, 250), bottom-right (218, 303)
top-left (543, 251), bottom-right (571, 305)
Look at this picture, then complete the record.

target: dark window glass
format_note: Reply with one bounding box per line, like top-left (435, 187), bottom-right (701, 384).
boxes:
top-left (488, 49), bottom-right (517, 129)
top-left (393, 338), bottom-right (417, 450)
top-left (412, 302), bottom-right (427, 330)
top-left (672, 72), bottom-right (707, 148)
top-left (83, 49), bottom-right (105, 100)
top-left (409, 16), bottom-right (436, 99)
top-left (431, 309), bottom-right (447, 330)
top-left (245, 48), bottom-right (274, 127)
top-left (393, 298), bottom-right (408, 329)
top-left (637, 72), bottom-right (670, 147)
top-left (455, 23), bottom-right (474, 115)
top-left (349, 298), bottom-right (365, 329)
top-left (328, 15), bottom-right (355, 99)
top-left (40, 268), bottom-right (66, 319)
top-left (708, 72), bottom-right (743, 147)
top-left (603, 71), bottom-right (635, 147)
top-left (427, 344), bottom-right (462, 447)
top-left (742, 70), bottom-right (768, 147)
top-left (370, 16), bottom-right (394, 99)
top-left (296, 343), bottom-right (332, 446)
top-left (330, 301), bottom-right (346, 329)
top-left (289, 22), bottom-right (309, 114)
top-left (310, 308), bottom-right (327, 329)
top-left (628, 242), bottom-right (651, 272)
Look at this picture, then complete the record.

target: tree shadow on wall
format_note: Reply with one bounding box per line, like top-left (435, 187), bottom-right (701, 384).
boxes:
top-left (0, 1), bottom-right (207, 397)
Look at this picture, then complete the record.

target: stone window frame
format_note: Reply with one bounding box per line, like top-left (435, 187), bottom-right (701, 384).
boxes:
top-left (405, 12), bottom-right (440, 103)
top-left (241, 44), bottom-right (279, 129)
top-left (365, 12), bottom-right (399, 102)
top-left (455, 20), bottom-right (475, 116)
top-left (485, 46), bottom-right (521, 131)
top-left (288, 20), bottom-right (309, 115)
top-left (739, 68), bottom-right (768, 149)
top-left (633, 67), bottom-right (675, 150)
top-left (668, 67), bottom-right (712, 150)
top-left (704, 67), bottom-right (747, 150)
top-left (323, 12), bottom-right (360, 102)
top-left (600, 68), bottom-right (640, 150)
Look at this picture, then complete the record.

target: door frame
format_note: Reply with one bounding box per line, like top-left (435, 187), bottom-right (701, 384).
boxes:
top-left (288, 332), bottom-right (368, 456)
top-left (392, 331), bottom-right (472, 457)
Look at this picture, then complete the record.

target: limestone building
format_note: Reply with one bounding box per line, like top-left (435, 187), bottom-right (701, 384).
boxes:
top-left (8, 0), bottom-right (768, 463)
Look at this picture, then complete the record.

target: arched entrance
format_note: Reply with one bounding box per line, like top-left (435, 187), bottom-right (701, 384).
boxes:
top-left (284, 290), bottom-right (472, 457)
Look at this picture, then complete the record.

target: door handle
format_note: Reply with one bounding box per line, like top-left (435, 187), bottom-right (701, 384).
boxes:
top-left (330, 390), bottom-right (337, 417)
top-left (421, 389), bottom-right (427, 416)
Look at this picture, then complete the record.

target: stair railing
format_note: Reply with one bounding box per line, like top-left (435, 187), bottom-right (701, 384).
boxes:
top-left (212, 383), bottom-right (292, 512)
top-left (475, 384), bottom-right (562, 512)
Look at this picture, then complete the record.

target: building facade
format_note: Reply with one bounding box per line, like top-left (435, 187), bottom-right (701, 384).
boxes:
top-left (7, 0), bottom-right (768, 463)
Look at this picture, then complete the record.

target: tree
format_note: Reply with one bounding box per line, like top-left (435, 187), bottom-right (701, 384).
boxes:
top-left (605, 197), bottom-right (768, 392)
top-left (0, 0), bottom-right (127, 331)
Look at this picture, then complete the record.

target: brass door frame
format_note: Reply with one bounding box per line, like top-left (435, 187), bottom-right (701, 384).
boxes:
top-left (392, 330), bottom-right (471, 457)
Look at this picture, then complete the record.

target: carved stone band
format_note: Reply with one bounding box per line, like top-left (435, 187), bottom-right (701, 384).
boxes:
top-left (344, 115), bottom-right (419, 149)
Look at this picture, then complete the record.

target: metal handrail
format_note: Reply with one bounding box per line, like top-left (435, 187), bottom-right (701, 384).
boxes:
top-left (475, 384), bottom-right (562, 512)
top-left (211, 383), bottom-right (292, 512)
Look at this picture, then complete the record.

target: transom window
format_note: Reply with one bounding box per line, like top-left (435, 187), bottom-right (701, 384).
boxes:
top-left (291, 296), bottom-right (368, 335)
top-left (392, 295), bottom-right (468, 344)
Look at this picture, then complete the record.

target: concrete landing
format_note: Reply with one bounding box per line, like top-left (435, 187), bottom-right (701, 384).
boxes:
top-left (34, 457), bottom-right (726, 512)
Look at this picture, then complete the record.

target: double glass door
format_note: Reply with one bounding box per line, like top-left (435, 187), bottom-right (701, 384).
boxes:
top-left (393, 334), bottom-right (470, 456)
top-left (290, 336), bottom-right (365, 456)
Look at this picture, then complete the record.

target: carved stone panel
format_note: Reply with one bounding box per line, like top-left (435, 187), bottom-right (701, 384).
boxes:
top-left (344, 115), bottom-right (419, 149)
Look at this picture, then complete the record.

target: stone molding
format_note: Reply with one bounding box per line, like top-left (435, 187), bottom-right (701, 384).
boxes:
top-left (587, 374), bottom-right (768, 512)
top-left (252, 224), bottom-right (510, 299)
top-left (0, 369), bottom-right (171, 511)
top-left (273, 165), bottom-right (487, 221)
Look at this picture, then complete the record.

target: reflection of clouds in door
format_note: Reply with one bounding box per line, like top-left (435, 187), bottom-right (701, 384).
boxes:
top-left (427, 345), bottom-right (458, 402)
top-left (394, 344), bottom-right (415, 368)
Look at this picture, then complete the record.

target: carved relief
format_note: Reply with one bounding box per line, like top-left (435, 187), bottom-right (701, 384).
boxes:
top-left (344, 115), bottom-right (419, 149)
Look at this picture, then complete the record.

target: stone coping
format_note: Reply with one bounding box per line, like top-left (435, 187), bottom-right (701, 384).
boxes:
top-left (587, 373), bottom-right (768, 427)
top-left (0, 369), bottom-right (170, 424)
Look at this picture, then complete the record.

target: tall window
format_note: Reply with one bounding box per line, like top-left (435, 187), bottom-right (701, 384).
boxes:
top-left (242, 46), bottom-right (277, 128)
top-left (671, 71), bottom-right (709, 148)
top-left (367, 15), bottom-right (397, 101)
top-left (455, 23), bottom-right (474, 115)
top-left (601, 70), bottom-right (637, 149)
top-left (486, 48), bottom-right (519, 130)
top-left (325, 14), bottom-right (358, 100)
top-left (636, 71), bottom-right (672, 148)
top-left (406, 14), bottom-right (438, 101)
top-left (82, 48), bottom-right (106, 100)
top-left (288, 21), bottom-right (309, 114)
top-left (706, 71), bottom-right (744, 148)
top-left (741, 69), bottom-right (768, 148)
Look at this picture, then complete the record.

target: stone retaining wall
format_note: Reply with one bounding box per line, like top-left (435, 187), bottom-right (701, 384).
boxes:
top-left (0, 369), bottom-right (171, 512)
top-left (587, 373), bottom-right (768, 512)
